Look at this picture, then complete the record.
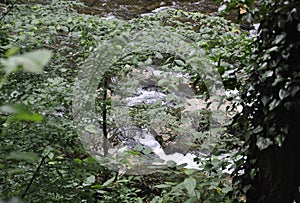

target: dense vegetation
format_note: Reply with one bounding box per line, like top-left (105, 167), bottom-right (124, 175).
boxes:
top-left (0, 0), bottom-right (299, 202)
top-left (228, 0), bottom-right (300, 202)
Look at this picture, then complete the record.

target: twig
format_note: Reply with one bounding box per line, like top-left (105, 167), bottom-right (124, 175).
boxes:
top-left (102, 76), bottom-right (108, 156)
top-left (21, 155), bottom-right (47, 199)
top-left (0, 0), bottom-right (19, 23)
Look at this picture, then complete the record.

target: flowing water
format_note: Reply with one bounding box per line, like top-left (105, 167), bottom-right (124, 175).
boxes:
top-left (76, 0), bottom-right (239, 172)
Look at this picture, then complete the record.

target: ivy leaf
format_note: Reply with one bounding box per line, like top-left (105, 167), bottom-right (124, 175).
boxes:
top-left (256, 137), bottom-right (273, 150)
top-left (1, 49), bottom-right (52, 73)
top-left (274, 33), bottom-right (286, 44)
top-left (183, 177), bottom-right (197, 197)
top-left (142, 147), bottom-right (152, 154)
top-left (83, 175), bottom-right (96, 186)
top-left (155, 52), bottom-right (163, 59)
top-left (279, 89), bottom-right (289, 100)
top-left (174, 59), bottom-right (185, 66)
top-left (133, 144), bottom-right (143, 151)
top-left (269, 99), bottom-right (280, 111)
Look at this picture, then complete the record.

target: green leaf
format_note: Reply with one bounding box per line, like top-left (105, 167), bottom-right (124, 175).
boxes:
top-left (102, 176), bottom-right (115, 187)
top-left (174, 59), bottom-right (185, 66)
top-left (83, 175), bottom-right (95, 186)
top-left (133, 144), bottom-right (143, 151)
top-left (84, 157), bottom-right (96, 163)
top-left (218, 4), bottom-right (227, 12)
top-left (5, 47), bottom-right (20, 57)
top-left (42, 146), bottom-right (53, 157)
top-left (166, 160), bottom-right (176, 167)
top-left (7, 151), bottom-right (40, 163)
top-left (84, 124), bottom-right (98, 134)
top-left (274, 134), bottom-right (285, 147)
top-left (154, 184), bottom-right (172, 189)
top-left (143, 58), bottom-right (152, 66)
top-left (165, 94), bottom-right (175, 102)
top-left (0, 104), bottom-right (43, 121)
top-left (183, 177), bottom-right (197, 197)
top-left (221, 186), bottom-right (233, 194)
top-left (13, 113), bottom-right (43, 121)
top-left (279, 89), bottom-right (289, 100)
top-left (127, 150), bottom-right (140, 155)
top-left (91, 184), bottom-right (102, 189)
top-left (142, 147), bottom-right (152, 154)
top-left (74, 158), bottom-right (83, 164)
top-left (184, 197), bottom-right (198, 203)
top-left (155, 52), bottom-right (163, 59)
top-left (256, 137), bottom-right (273, 150)
top-left (1, 49), bottom-right (52, 73)
top-left (96, 190), bottom-right (108, 194)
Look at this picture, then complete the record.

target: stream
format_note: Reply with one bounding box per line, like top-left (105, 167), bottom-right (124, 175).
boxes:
top-left (74, 0), bottom-right (243, 174)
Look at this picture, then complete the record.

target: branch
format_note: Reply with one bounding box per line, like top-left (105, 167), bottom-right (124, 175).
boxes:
top-left (0, 0), bottom-right (19, 23)
top-left (21, 155), bottom-right (47, 199)
top-left (102, 76), bottom-right (108, 156)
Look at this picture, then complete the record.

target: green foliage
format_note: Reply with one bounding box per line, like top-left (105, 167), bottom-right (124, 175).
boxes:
top-left (231, 0), bottom-right (300, 202)
top-left (0, 1), bottom-right (250, 202)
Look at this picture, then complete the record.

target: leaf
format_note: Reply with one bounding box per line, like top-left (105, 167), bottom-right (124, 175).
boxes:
top-left (7, 151), bottom-right (40, 163)
top-left (256, 137), bottom-right (273, 150)
top-left (174, 59), bottom-right (185, 66)
top-left (221, 186), bottom-right (233, 194)
top-left (13, 113), bottom-right (43, 122)
top-left (84, 124), bottom-right (98, 134)
top-left (84, 157), bottom-right (96, 163)
top-left (96, 190), bottom-right (108, 194)
top-left (144, 57), bottom-right (152, 66)
top-left (0, 104), bottom-right (43, 121)
top-left (1, 49), bottom-right (52, 73)
top-left (279, 89), bottom-right (289, 100)
top-left (183, 177), bottom-right (197, 197)
top-left (102, 176), bottom-right (115, 187)
top-left (74, 158), bottom-right (82, 164)
top-left (184, 197), bottom-right (198, 203)
top-left (218, 4), bottom-right (227, 13)
top-left (274, 33), bottom-right (286, 44)
top-left (166, 160), bottom-right (176, 167)
top-left (91, 184), bottom-right (102, 189)
top-left (154, 184), bottom-right (172, 189)
top-left (274, 134), bottom-right (285, 147)
top-left (261, 70), bottom-right (273, 80)
top-left (269, 99), bottom-right (280, 111)
top-left (0, 104), bottom-right (25, 114)
top-left (239, 7), bottom-right (247, 15)
top-left (42, 146), bottom-right (53, 157)
top-left (83, 175), bottom-right (95, 186)
top-left (5, 47), bottom-right (20, 57)
top-left (155, 52), bottom-right (163, 59)
top-left (133, 144), bottom-right (143, 151)
top-left (142, 147), bottom-right (152, 154)
top-left (165, 94), bottom-right (175, 102)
